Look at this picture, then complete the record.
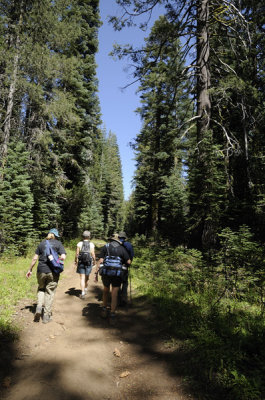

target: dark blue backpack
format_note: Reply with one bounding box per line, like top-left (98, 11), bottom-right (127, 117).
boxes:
top-left (45, 240), bottom-right (64, 274)
top-left (101, 243), bottom-right (124, 277)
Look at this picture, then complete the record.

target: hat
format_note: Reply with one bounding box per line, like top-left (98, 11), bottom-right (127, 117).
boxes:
top-left (82, 230), bottom-right (91, 238)
top-left (108, 233), bottom-right (121, 244)
top-left (118, 231), bottom-right (127, 239)
top-left (49, 228), bottom-right (60, 237)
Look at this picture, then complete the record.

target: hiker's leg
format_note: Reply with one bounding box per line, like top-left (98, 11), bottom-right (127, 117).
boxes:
top-left (111, 286), bottom-right (120, 313)
top-left (102, 285), bottom-right (110, 308)
top-left (80, 273), bottom-right (86, 293)
top-left (84, 265), bottom-right (92, 291)
top-left (85, 275), bottom-right (89, 290)
top-left (121, 273), bottom-right (128, 302)
top-left (36, 272), bottom-right (46, 309)
top-left (44, 273), bottom-right (59, 316)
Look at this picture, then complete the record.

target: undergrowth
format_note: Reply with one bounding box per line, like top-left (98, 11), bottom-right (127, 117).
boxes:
top-left (0, 235), bottom-right (100, 336)
top-left (0, 244), bottom-right (75, 336)
top-left (131, 229), bottom-right (265, 400)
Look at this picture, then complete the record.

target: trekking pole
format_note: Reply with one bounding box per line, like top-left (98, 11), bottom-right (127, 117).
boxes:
top-left (129, 268), bottom-right (132, 304)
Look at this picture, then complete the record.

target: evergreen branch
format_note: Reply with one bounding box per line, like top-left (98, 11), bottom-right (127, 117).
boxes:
top-left (222, 0), bottom-right (252, 45)
top-left (119, 77), bottom-right (141, 90)
top-left (211, 118), bottom-right (240, 156)
top-left (211, 48), bottom-right (237, 75)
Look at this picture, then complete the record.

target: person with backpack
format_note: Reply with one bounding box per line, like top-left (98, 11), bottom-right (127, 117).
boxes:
top-left (26, 228), bottom-right (66, 324)
top-left (118, 231), bottom-right (134, 306)
top-left (94, 234), bottom-right (131, 324)
top-left (74, 230), bottom-right (96, 299)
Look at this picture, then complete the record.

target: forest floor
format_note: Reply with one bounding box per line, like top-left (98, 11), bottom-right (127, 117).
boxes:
top-left (0, 263), bottom-right (196, 400)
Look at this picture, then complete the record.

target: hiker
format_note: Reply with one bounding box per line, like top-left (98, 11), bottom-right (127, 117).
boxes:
top-left (74, 230), bottom-right (96, 299)
top-left (26, 228), bottom-right (66, 323)
top-left (118, 231), bottom-right (134, 306)
top-left (95, 234), bottom-right (131, 324)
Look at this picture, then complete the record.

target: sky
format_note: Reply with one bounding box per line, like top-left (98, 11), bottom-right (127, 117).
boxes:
top-left (96, 0), bottom-right (164, 200)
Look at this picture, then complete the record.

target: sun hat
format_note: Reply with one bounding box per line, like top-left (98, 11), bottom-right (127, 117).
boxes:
top-left (49, 228), bottom-right (60, 237)
top-left (118, 231), bottom-right (127, 239)
top-left (108, 233), bottom-right (121, 244)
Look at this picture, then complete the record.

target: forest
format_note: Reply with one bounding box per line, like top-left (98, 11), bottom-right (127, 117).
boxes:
top-left (0, 0), bottom-right (265, 399)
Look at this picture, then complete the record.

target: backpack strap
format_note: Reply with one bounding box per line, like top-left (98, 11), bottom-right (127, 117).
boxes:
top-left (45, 240), bottom-right (51, 256)
top-left (106, 243), bottom-right (110, 257)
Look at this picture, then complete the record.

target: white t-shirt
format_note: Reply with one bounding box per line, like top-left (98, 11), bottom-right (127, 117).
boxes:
top-left (77, 240), bottom-right (95, 252)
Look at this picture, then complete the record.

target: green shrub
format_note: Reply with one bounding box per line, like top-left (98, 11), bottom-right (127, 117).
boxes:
top-left (132, 234), bottom-right (265, 399)
top-left (0, 246), bottom-right (74, 334)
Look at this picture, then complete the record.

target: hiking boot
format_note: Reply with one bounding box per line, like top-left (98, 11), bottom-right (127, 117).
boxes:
top-left (100, 307), bottom-right (108, 319)
top-left (34, 306), bottom-right (42, 322)
top-left (42, 314), bottom-right (51, 324)
top-left (79, 294), bottom-right (85, 300)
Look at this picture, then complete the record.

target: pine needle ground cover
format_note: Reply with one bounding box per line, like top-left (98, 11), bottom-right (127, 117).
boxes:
top-left (131, 233), bottom-right (265, 400)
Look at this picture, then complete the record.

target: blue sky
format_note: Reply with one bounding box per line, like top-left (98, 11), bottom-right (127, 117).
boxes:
top-left (96, 0), bottom-right (164, 200)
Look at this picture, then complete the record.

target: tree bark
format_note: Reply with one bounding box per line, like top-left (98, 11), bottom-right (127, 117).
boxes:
top-left (196, 0), bottom-right (213, 249)
top-left (0, 1), bottom-right (24, 170)
top-left (196, 0), bottom-right (211, 141)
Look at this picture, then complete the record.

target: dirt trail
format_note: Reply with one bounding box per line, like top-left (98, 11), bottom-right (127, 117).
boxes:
top-left (1, 264), bottom-right (195, 400)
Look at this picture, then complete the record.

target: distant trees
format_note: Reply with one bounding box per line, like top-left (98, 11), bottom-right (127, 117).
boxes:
top-left (1, 0), bottom-right (264, 254)
top-left (113, 0), bottom-right (265, 248)
top-left (100, 130), bottom-right (124, 236)
top-left (0, 0), bottom-right (125, 255)
top-left (122, 16), bottom-right (189, 243)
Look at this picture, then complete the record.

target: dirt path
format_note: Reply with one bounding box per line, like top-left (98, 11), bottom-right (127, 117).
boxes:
top-left (1, 264), bottom-right (195, 400)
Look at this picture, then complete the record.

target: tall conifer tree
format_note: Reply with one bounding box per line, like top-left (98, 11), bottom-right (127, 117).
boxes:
top-left (0, 141), bottom-right (34, 254)
top-left (128, 16), bottom-right (190, 241)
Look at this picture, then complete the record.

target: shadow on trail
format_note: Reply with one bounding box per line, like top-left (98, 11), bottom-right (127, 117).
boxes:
top-left (0, 329), bottom-right (17, 397)
top-left (65, 286), bottom-right (103, 302)
top-left (1, 358), bottom-right (110, 400)
top-left (65, 287), bottom-right (81, 298)
top-left (81, 285), bottom-right (206, 400)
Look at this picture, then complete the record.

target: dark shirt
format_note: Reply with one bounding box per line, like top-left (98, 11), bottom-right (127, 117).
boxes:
top-left (99, 241), bottom-right (130, 264)
top-left (35, 239), bottom-right (66, 273)
top-left (123, 241), bottom-right (134, 260)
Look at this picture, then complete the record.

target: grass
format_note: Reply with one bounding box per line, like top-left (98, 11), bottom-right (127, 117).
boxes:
top-left (130, 244), bottom-right (265, 400)
top-left (0, 255), bottom-right (37, 332)
top-left (0, 245), bottom-right (75, 334)
top-left (0, 236), bottom-right (104, 334)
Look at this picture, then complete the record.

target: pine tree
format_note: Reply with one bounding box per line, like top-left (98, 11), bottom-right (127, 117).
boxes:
top-left (111, 0), bottom-right (257, 247)
top-left (0, 141), bottom-right (34, 255)
top-left (100, 131), bottom-right (124, 236)
top-left (128, 16), bottom-right (191, 241)
top-left (0, 0), bottom-right (107, 249)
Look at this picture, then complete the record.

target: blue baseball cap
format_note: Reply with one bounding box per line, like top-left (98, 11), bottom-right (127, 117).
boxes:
top-left (49, 228), bottom-right (60, 237)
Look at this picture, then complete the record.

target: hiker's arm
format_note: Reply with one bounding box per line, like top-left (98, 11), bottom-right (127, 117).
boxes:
top-left (91, 249), bottom-right (96, 266)
top-left (74, 246), bottom-right (80, 265)
top-left (60, 253), bottom-right (66, 261)
top-left (95, 257), bottom-right (103, 274)
top-left (125, 259), bottom-right (131, 268)
top-left (94, 257), bottom-right (103, 282)
top-left (26, 254), bottom-right (38, 278)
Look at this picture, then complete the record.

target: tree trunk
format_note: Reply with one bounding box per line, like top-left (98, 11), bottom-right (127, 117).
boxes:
top-left (196, 0), bottom-right (213, 249)
top-left (0, 1), bottom-right (24, 170)
top-left (196, 0), bottom-right (211, 141)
